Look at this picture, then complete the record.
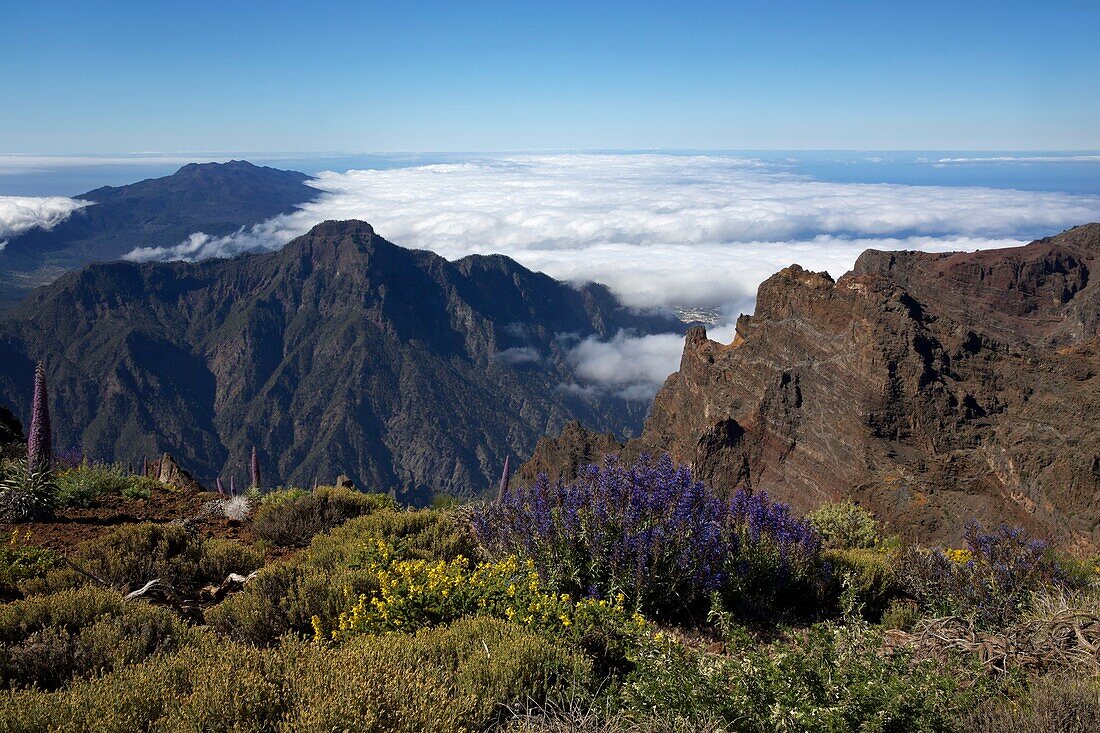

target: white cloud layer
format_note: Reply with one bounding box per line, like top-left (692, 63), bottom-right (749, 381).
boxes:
top-left (933, 154), bottom-right (1100, 164)
top-left (0, 195), bottom-right (89, 241)
top-left (122, 153), bottom-right (1100, 399)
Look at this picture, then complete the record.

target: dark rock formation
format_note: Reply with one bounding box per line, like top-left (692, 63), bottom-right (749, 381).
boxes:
top-left (521, 224), bottom-right (1100, 548)
top-left (0, 220), bottom-right (682, 501)
top-left (0, 405), bottom-right (23, 458)
top-left (0, 160), bottom-right (318, 307)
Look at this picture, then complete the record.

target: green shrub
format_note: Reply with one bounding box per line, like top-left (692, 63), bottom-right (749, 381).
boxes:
top-left (309, 508), bottom-right (479, 568)
top-left (808, 500), bottom-right (881, 550)
top-left (880, 598), bottom-right (922, 631)
top-left (20, 523), bottom-right (263, 596)
top-left (824, 547), bottom-right (901, 620)
top-left (623, 620), bottom-right (994, 732)
top-left (206, 561), bottom-right (378, 645)
top-left (252, 487), bottom-right (395, 547)
top-left (959, 673), bottom-right (1100, 733)
top-left (0, 585), bottom-right (196, 690)
top-left (0, 531), bottom-right (59, 599)
top-left (55, 463), bottom-right (158, 507)
top-left (259, 487), bottom-right (311, 507)
top-left (207, 508), bottom-right (476, 645)
top-left (0, 618), bottom-right (590, 732)
top-left (197, 538), bottom-right (265, 583)
top-left (324, 546), bottom-right (646, 676)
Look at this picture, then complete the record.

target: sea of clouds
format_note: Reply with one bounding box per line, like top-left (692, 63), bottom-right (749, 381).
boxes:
top-left (122, 154), bottom-right (1100, 398)
top-left (6, 153), bottom-right (1100, 399)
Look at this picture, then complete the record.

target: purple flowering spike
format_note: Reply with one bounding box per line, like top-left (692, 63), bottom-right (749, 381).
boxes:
top-left (497, 455), bottom-right (511, 500)
top-left (250, 446), bottom-right (261, 489)
top-left (216, 477), bottom-right (225, 495)
top-left (27, 362), bottom-right (52, 475)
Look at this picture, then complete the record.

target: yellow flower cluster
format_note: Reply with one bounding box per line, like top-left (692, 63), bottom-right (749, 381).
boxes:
top-left (317, 541), bottom-right (646, 643)
top-left (944, 548), bottom-right (973, 565)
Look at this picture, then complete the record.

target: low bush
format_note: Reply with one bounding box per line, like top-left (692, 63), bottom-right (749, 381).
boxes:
top-left (623, 620), bottom-right (994, 732)
top-left (0, 618), bottom-right (590, 732)
top-left (959, 673), bottom-right (1100, 733)
top-left (206, 561), bottom-right (378, 645)
top-left (0, 531), bottom-right (59, 599)
top-left (825, 546), bottom-right (901, 620)
top-left (324, 544), bottom-right (646, 673)
top-left (55, 463), bottom-right (157, 507)
top-left (20, 522), bottom-right (263, 597)
top-left (309, 508), bottom-right (479, 568)
top-left (475, 454), bottom-right (824, 622)
top-left (252, 487), bottom-right (395, 547)
top-left (880, 598), bottom-right (922, 631)
top-left (208, 508), bottom-right (476, 645)
top-left (808, 499), bottom-right (881, 550)
top-left (198, 537), bottom-right (265, 582)
top-left (259, 487), bottom-right (310, 506)
top-left (897, 522), bottom-right (1083, 628)
top-left (0, 585), bottom-right (196, 690)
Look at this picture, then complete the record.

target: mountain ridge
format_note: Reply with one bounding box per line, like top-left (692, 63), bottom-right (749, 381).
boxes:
top-left (0, 160), bottom-right (318, 307)
top-left (0, 219), bottom-right (683, 501)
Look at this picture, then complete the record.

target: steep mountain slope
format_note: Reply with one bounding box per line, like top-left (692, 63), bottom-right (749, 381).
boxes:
top-left (520, 225), bottom-right (1100, 548)
top-left (0, 160), bottom-right (317, 307)
top-left (0, 220), bottom-right (682, 500)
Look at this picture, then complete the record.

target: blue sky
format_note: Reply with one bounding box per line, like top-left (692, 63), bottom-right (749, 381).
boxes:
top-left (3, 0), bottom-right (1098, 153)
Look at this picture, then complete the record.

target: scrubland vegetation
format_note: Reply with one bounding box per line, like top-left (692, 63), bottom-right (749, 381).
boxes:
top-left (1, 447), bottom-right (1099, 731)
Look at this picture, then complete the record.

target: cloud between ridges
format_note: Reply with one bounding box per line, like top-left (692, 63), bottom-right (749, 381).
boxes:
top-left (121, 153), bottom-right (1100, 399)
top-left (0, 195), bottom-right (89, 245)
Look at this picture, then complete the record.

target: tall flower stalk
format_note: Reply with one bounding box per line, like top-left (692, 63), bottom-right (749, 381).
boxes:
top-left (250, 446), bottom-right (261, 489)
top-left (27, 362), bottom-right (51, 476)
top-left (497, 455), bottom-right (511, 500)
top-left (1, 362), bottom-right (59, 521)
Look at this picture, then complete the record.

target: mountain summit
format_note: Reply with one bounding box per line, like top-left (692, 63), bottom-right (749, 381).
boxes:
top-left (0, 220), bottom-right (682, 499)
top-left (0, 160), bottom-right (318, 307)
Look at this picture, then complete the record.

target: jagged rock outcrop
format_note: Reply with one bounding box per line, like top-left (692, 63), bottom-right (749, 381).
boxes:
top-left (0, 220), bottom-right (682, 500)
top-left (521, 224), bottom-right (1100, 548)
top-left (512, 421), bottom-right (624, 488)
top-left (151, 453), bottom-right (206, 493)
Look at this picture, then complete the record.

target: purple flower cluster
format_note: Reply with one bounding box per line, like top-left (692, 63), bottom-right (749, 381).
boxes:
top-left (900, 521), bottom-right (1074, 628)
top-left (474, 453), bottom-right (822, 618)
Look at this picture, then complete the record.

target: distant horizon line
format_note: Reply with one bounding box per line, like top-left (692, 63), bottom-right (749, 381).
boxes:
top-left (3, 148), bottom-right (1100, 158)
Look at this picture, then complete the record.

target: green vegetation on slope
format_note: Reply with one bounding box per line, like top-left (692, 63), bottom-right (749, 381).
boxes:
top-left (1, 456), bottom-right (1099, 732)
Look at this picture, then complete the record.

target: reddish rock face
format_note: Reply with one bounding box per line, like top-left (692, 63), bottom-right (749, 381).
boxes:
top-left (521, 224), bottom-right (1100, 549)
top-left (512, 421), bottom-right (624, 488)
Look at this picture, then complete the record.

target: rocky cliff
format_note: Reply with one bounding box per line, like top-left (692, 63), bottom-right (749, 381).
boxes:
top-left (521, 224), bottom-right (1100, 548)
